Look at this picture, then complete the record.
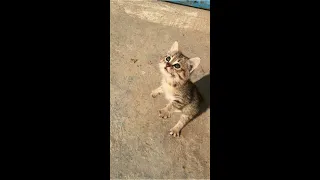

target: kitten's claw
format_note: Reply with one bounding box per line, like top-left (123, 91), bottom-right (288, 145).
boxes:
top-left (159, 109), bottom-right (171, 119)
top-left (169, 127), bottom-right (180, 137)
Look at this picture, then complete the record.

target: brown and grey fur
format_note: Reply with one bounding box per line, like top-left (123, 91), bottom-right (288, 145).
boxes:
top-left (151, 41), bottom-right (202, 137)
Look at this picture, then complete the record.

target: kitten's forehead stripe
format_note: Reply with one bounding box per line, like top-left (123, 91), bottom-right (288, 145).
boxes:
top-left (172, 51), bottom-right (188, 63)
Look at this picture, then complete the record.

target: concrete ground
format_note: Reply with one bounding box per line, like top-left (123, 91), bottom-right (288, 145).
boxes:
top-left (110, 0), bottom-right (210, 179)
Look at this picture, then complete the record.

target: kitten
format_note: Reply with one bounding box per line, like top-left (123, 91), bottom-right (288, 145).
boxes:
top-left (151, 41), bottom-right (202, 137)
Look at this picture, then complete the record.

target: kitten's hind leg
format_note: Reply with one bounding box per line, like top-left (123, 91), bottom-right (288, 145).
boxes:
top-left (151, 86), bottom-right (163, 98)
top-left (169, 114), bottom-right (192, 137)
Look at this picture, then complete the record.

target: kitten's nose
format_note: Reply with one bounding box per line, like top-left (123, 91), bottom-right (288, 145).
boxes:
top-left (165, 63), bottom-right (171, 67)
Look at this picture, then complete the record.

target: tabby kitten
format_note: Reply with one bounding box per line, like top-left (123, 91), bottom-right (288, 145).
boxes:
top-left (151, 41), bottom-right (202, 137)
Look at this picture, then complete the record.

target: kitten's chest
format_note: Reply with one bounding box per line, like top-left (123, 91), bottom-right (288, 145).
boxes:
top-left (161, 81), bottom-right (176, 101)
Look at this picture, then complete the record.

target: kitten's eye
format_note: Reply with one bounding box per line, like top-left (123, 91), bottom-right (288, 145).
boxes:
top-left (165, 56), bottom-right (171, 62)
top-left (173, 64), bottom-right (181, 69)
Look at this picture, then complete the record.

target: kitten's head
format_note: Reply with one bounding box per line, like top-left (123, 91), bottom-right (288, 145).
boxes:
top-left (159, 41), bottom-right (201, 85)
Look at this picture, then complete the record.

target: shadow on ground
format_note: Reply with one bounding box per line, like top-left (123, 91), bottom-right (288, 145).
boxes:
top-left (194, 73), bottom-right (210, 119)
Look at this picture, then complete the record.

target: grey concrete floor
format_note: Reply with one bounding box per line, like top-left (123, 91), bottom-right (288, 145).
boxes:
top-left (110, 0), bottom-right (210, 179)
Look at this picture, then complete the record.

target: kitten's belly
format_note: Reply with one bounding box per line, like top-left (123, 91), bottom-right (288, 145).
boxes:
top-left (164, 91), bottom-right (175, 101)
top-left (162, 82), bottom-right (175, 101)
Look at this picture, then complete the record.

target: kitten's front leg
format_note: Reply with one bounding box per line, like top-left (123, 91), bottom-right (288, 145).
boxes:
top-left (170, 114), bottom-right (192, 137)
top-left (151, 86), bottom-right (163, 98)
top-left (159, 102), bottom-right (173, 119)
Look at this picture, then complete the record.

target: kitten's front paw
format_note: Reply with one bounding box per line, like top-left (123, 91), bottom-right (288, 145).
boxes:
top-left (151, 91), bottom-right (159, 98)
top-left (169, 127), bottom-right (181, 137)
top-left (159, 108), bottom-right (171, 119)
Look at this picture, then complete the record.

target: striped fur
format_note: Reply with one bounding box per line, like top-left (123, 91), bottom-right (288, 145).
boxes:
top-left (151, 41), bottom-right (202, 137)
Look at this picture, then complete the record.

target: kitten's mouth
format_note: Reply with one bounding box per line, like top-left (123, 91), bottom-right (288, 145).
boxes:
top-left (164, 67), bottom-right (170, 73)
top-left (164, 67), bottom-right (175, 77)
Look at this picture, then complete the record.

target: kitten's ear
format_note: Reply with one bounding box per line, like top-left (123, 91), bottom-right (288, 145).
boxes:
top-left (188, 57), bottom-right (201, 73)
top-left (168, 41), bottom-right (179, 53)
